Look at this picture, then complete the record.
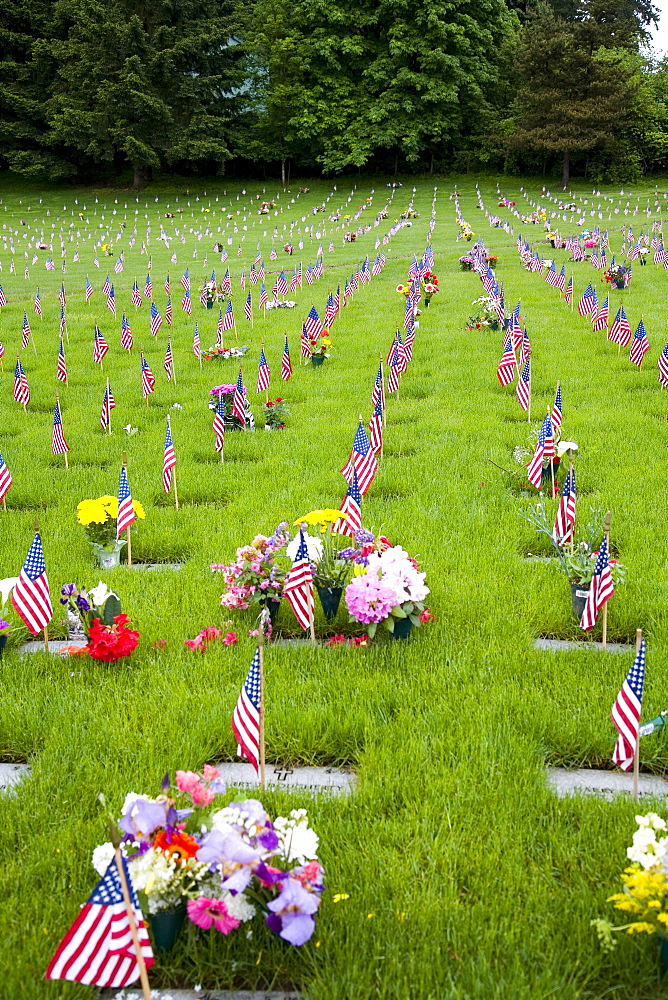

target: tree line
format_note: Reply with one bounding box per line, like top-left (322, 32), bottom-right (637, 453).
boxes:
top-left (0, 0), bottom-right (663, 186)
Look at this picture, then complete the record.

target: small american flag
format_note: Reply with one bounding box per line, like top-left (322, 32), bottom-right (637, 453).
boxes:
top-left (102, 274), bottom-right (111, 295)
top-left (114, 255), bottom-right (124, 273)
top-left (45, 852), bottom-right (154, 987)
top-left (249, 265), bottom-right (258, 285)
top-left (106, 285), bottom-right (116, 316)
top-left (162, 419), bottom-right (176, 493)
top-left (564, 276), bottom-right (573, 305)
top-left (553, 466), bottom-right (576, 545)
top-left (52, 398), bottom-right (70, 455)
top-left (0, 452), bottom-right (12, 503)
top-left (334, 470), bottom-right (362, 536)
top-left (372, 361), bottom-right (385, 413)
top-left (164, 340), bottom-right (174, 381)
top-left (231, 369), bottom-right (247, 425)
top-left (141, 355), bottom-right (155, 398)
top-left (34, 287), bottom-right (42, 316)
top-left (256, 346), bottom-right (270, 393)
top-left (341, 421), bottom-right (377, 495)
top-left (526, 413), bottom-right (554, 488)
top-left (22, 313), bottom-right (31, 349)
top-left (57, 339), bottom-right (68, 383)
top-left (281, 336), bottom-right (292, 381)
top-left (120, 314), bottom-right (133, 352)
top-left (609, 305), bottom-right (631, 345)
top-left (629, 319), bottom-right (649, 367)
top-left (11, 531), bottom-right (52, 635)
top-left (212, 396), bottom-right (226, 453)
top-left (611, 639), bottom-right (646, 771)
top-left (165, 296), bottom-right (172, 326)
top-left (180, 268), bottom-right (190, 291)
top-left (283, 529), bottom-right (315, 630)
top-left (580, 535), bottom-right (615, 630)
top-left (100, 385), bottom-right (114, 431)
top-left (240, 268), bottom-right (246, 290)
top-left (14, 358), bottom-right (30, 406)
top-left (658, 342), bottom-right (668, 386)
top-left (192, 322), bottom-right (201, 360)
top-left (181, 288), bottom-right (192, 314)
top-left (164, 274), bottom-right (171, 296)
top-left (221, 269), bottom-right (231, 293)
top-left (0, 285), bottom-right (6, 307)
top-left (144, 274), bottom-right (152, 298)
top-left (577, 284), bottom-right (597, 317)
top-left (593, 295), bottom-right (609, 331)
top-left (131, 280), bottom-right (141, 307)
top-left (497, 336), bottom-right (517, 386)
top-left (369, 397), bottom-right (383, 456)
top-left (551, 384), bottom-right (562, 440)
top-left (222, 299), bottom-right (234, 331)
top-left (149, 302), bottom-right (162, 336)
top-left (59, 307), bottom-right (66, 338)
top-left (244, 291), bottom-right (252, 322)
top-left (216, 307), bottom-right (224, 348)
top-left (516, 357), bottom-right (531, 411)
top-left (117, 465), bottom-right (136, 536)
top-left (259, 282), bottom-right (268, 309)
top-left (387, 341), bottom-right (401, 394)
top-left (231, 648), bottom-right (262, 772)
top-left (304, 306), bottom-right (322, 341)
top-left (93, 326), bottom-right (109, 364)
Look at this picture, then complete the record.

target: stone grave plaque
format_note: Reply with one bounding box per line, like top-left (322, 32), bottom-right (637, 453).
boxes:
top-left (534, 639), bottom-right (632, 655)
top-left (547, 766), bottom-right (668, 801)
top-left (216, 762), bottom-right (355, 796)
top-left (0, 762), bottom-right (30, 792)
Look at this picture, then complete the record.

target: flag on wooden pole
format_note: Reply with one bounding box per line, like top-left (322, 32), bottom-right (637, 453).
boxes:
top-left (52, 397), bottom-right (70, 455)
top-left (280, 335), bottom-right (292, 381)
top-left (333, 470), bottom-right (362, 536)
top-left (57, 339), bottom-right (68, 384)
top-left (231, 369), bottom-right (247, 427)
top-left (526, 413), bottom-right (554, 488)
top-left (611, 639), bottom-right (645, 771)
top-left (14, 358), bottom-right (30, 406)
top-left (117, 465), bottom-right (137, 536)
top-left (341, 421), bottom-right (377, 495)
top-left (11, 531), bottom-right (53, 635)
top-left (283, 529), bottom-right (315, 631)
top-left (231, 647), bottom-right (262, 772)
top-left (212, 396), bottom-right (225, 454)
top-left (162, 418), bottom-right (177, 494)
top-left (553, 466), bottom-right (576, 545)
top-left (256, 345), bottom-right (270, 393)
top-left (580, 535), bottom-right (615, 631)
top-left (0, 452), bottom-right (13, 504)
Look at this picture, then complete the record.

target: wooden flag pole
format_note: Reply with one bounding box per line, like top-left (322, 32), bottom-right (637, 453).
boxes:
top-left (122, 451), bottom-right (132, 567)
top-left (309, 605), bottom-right (316, 647)
top-left (258, 631), bottom-right (266, 792)
top-left (601, 510), bottom-right (611, 650)
top-left (31, 330), bottom-right (37, 356)
top-left (113, 845), bottom-right (152, 1000)
top-left (632, 627), bottom-right (643, 800)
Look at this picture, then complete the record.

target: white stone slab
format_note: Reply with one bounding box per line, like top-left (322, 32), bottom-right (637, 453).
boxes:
top-left (534, 638), bottom-right (633, 655)
top-left (217, 762), bottom-right (355, 796)
top-left (129, 563), bottom-right (182, 571)
top-left (548, 767), bottom-right (668, 801)
top-left (101, 990), bottom-right (303, 1000)
top-left (18, 640), bottom-right (87, 655)
top-left (0, 762), bottom-right (30, 791)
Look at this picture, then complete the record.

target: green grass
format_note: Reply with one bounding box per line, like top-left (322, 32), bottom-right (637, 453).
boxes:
top-left (3, 172), bottom-right (668, 998)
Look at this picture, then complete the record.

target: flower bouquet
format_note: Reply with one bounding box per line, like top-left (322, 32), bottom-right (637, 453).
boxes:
top-left (604, 264), bottom-right (631, 289)
top-left (291, 510), bottom-right (361, 619)
top-left (422, 271), bottom-right (439, 306)
top-left (310, 335), bottom-right (331, 360)
top-left (212, 523), bottom-right (292, 613)
top-left (465, 295), bottom-right (500, 331)
top-left (208, 384), bottom-right (252, 430)
top-left (486, 254), bottom-right (498, 269)
top-left (77, 495), bottom-right (145, 568)
top-left (92, 769), bottom-right (324, 948)
top-left (344, 533), bottom-right (430, 639)
top-left (60, 581), bottom-right (139, 660)
top-left (263, 398), bottom-right (289, 430)
top-left (202, 345), bottom-right (249, 362)
top-left (459, 255), bottom-right (474, 271)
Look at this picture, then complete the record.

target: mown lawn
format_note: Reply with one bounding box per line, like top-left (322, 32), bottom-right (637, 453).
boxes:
top-left (2, 173), bottom-right (668, 999)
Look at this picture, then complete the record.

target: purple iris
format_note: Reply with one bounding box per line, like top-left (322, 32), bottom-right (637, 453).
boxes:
top-left (75, 594), bottom-right (91, 612)
top-left (197, 829), bottom-right (263, 893)
top-left (118, 798), bottom-right (167, 840)
top-left (266, 878), bottom-right (320, 945)
top-left (60, 583), bottom-right (77, 605)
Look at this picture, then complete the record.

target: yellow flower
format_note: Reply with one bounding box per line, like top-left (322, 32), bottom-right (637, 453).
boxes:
top-left (294, 509), bottom-right (347, 527)
top-left (132, 500), bottom-right (146, 519)
top-left (76, 499), bottom-right (110, 525)
top-left (332, 893), bottom-right (349, 903)
top-left (322, 338), bottom-right (331, 346)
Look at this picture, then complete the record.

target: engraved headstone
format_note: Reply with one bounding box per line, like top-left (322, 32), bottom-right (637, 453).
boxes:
top-left (534, 639), bottom-right (632, 655)
top-left (216, 762), bottom-right (355, 796)
top-left (547, 767), bottom-right (668, 801)
top-left (0, 762), bottom-right (30, 791)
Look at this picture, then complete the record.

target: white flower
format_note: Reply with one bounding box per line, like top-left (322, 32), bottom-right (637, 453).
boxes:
top-left (121, 791), bottom-right (151, 815)
top-left (286, 532), bottom-right (323, 563)
top-left (88, 580), bottom-right (118, 608)
top-left (221, 889), bottom-right (255, 922)
top-left (556, 440), bottom-right (578, 458)
top-left (0, 577), bottom-right (19, 606)
top-left (92, 841), bottom-right (116, 875)
top-left (127, 849), bottom-right (174, 894)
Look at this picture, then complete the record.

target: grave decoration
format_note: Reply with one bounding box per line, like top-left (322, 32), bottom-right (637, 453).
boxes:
top-left (91, 770), bottom-right (323, 950)
top-left (77, 494), bottom-right (145, 569)
top-left (60, 581), bottom-right (139, 661)
top-left (262, 397), bottom-right (289, 430)
top-left (344, 534), bottom-right (429, 640)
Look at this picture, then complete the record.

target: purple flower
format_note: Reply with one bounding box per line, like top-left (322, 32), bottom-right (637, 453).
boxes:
top-left (118, 798), bottom-right (167, 840)
top-left (75, 594), bottom-right (91, 612)
top-left (354, 529), bottom-right (375, 545)
top-left (197, 829), bottom-right (263, 892)
top-left (266, 878), bottom-right (320, 945)
top-left (345, 574), bottom-right (400, 624)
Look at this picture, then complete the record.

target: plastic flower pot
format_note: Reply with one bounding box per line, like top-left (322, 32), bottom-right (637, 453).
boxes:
top-left (570, 582), bottom-right (589, 620)
top-left (317, 586), bottom-right (343, 621)
top-left (0, 635), bottom-right (7, 658)
top-left (89, 540), bottom-right (127, 570)
top-left (261, 597), bottom-right (281, 625)
top-left (311, 355), bottom-right (325, 367)
top-left (149, 905), bottom-right (187, 953)
top-left (659, 937), bottom-right (668, 972)
top-left (206, 300), bottom-right (213, 310)
top-left (391, 618), bottom-right (413, 640)
top-left (613, 280), bottom-right (624, 289)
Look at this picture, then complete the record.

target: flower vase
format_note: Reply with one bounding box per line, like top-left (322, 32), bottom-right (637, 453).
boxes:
top-left (659, 936), bottom-right (668, 972)
top-left (614, 280), bottom-right (624, 290)
top-left (317, 586), bottom-right (343, 621)
top-left (311, 355), bottom-right (325, 367)
top-left (149, 905), bottom-right (187, 953)
top-left (261, 597), bottom-right (281, 625)
top-left (66, 610), bottom-right (87, 642)
top-left (206, 300), bottom-right (213, 310)
top-left (89, 540), bottom-right (127, 570)
top-left (424, 298), bottom-right (430, 308)
top-left (570, 582), bottom-right (589, 620)
top-left (391, 618), bottom-right (413, 640)
top-left (0, 635), bottom-right (7, 658)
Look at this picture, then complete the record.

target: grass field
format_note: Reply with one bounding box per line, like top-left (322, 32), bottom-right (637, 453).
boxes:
top-left (3, 172), bottom-right (668, 999)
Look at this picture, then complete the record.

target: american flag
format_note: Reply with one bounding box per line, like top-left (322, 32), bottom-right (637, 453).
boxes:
top-left (131, 280), bottom-right (141, 307)
top-left (59, 307), bottom-right (66, 338)
top-left (52, 398), bottom-right (69, 455)
top-left (306, 265), bottom-right (314, 286)
top-left (100, 385), bottom-right (114, 431)
top-left (216, 307), bottom-right (224, 348)
top-left (387, 341), bottom-right (401, 393)
top-left (22, 313), bottom-right (31, 349)
top-left (14, 358), bottom-right (30, 406)
top-left (516, 357), bottom-right (531, 411)
top-left (369, 397), bottom-right (383, 456)
top-left (120, 314), bottom-right (133, 352)
top-left (45, 852), bottom-right (154, 988)
top-left (611, 639), bottom-right (646, 771)
top-left (303, 306), bottom-right (321, 342)
top-left (164, 340), bottom-right (174, 381)
top-left (244, 291), bottom-right (252, 322)
top-left (144, 274), bottom-right (152, 298)
top-left (551, 383), bottom-right (562, 440)
top-left (102, 274), bottom-right (111, 295)
top-left (276, 270), bottom-right (289, 297)
top-left (141, 355), bottom-right (155, 398)
top-left (609, 305), bottom-right (631, 345)
top-left (34, 287), bottom-right (42, 316)
top-left (240, 268), bottom-right (246, 290)
top-left (0, 284), bottom-right (6, 307)
top-left (116, 465), bottom-right (136, 536)
top-left (281, 336), bottom-right (292, 381)
top-left (259, 282), bottom-right (268, 309)
top-left (553, 466), bottom-right (576, 545)
top-left (249, 264), bottom-right (258, 285)
top-left (0, 340), bottom-right (4, 362)
top-left (658, 342), bottom-right (668, 386)
top-left (162, 419), bottom-right (176, 493)
top-left (0, 452), bottom-right (12, 503)
top-left (497, 336), bottom-right (517, 386)
top-left (222, 299), bottom-right (234, 331)
top-left (231, 647), bottom-right (262, 772)
top-left (57, 339), bottom-right (68, 383)
top-left (341, 421), bottom-right (377, 495)
top-left (114, 254), bottom-right (124, 273)
top-left (106, 285), bottom-right (116, 316)
top-left (283, 529), bottom-right (315, 630)
top-left (556, 265), bottom-right (566, 293)
top-left (270, 246), bottom-right (278, 261)
top-left (510, 305), bottom-right (523, 351)
top-left (577, 284), bottom-right (597, 317)
top-left (564, 276), bottom-right (573, 305)
top-left (580, 534), bottom-right (615, 630)
top-left (526, 413), bottom-right (554, 488)
top-left (164, 273), bottom-right (171, 296)
top-left (192, 322), bottom-right (201, 360)
top-left (544, 262), bottom-right (558, 287)
top-left (256, 346), bottom-right (270, 393)
top-left (212, 396), bottom-right (226, 453)
top-left (593, 295), bottom-right (609, 331)
top-left (181, 288), bottom-right (192, 314)
top-left (231, 369), bottom-right (247, 425)
top-left (629, 319), bottom-right (650, 367)
top-left (93, 326), bottom-right (109, 364)
top-left (11, 531), bottom-right (52, 635)
top-left (372, 361), bottom-right (386, 414)
top-left (149, 302), bottom-right (162, 336)
top-left (180, 268), bottom-right (190, 291)
top-left (165, 297), bottom-right (172, 326)
top-left (221, 269), bottom-right (231, 293)
top-left (334, 471), bottom-right (362, 536)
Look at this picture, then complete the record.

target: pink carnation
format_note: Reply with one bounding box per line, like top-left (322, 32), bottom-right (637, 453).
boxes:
top-left (187, 897), bottom-right (240, 935)
top-left (175, 770), bottom-right (201, 793)
top-left (203, 764), bottom-right (221, 782)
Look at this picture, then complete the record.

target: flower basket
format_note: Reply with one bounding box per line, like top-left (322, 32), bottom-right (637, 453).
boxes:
top-left (149, 905), bottom-right (187, 953)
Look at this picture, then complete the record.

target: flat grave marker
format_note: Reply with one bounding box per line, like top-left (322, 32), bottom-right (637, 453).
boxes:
top-left (548, 766), bottom-right (668, 801)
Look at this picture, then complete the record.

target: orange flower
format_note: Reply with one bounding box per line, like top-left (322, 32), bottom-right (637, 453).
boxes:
top-left (153, 830), bottom-right (200, 860)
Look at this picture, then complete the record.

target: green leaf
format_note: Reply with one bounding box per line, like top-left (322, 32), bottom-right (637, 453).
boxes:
top-left (409, 615), bottom-right (421, 626)
top-left (391, 606), bottom-right (407, 618)
top-left (367, 622), bottom-right (377, 639)
top-left (103, 595), bottom-right (121, 626)
top-left (384, 617), bottom-right (395, 632)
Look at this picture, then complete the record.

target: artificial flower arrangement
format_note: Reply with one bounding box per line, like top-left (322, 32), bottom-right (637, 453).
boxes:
top-left (593, 813), bottom-right (668, 952)
top-left (59, 581), bottom-right (139, 661)
top-left (604, 264), bottom-right (631, 288)
top-left (212, 523), bottom-right (292, 610)
top-left (184, 626), bottom-right (237, 650)
top-left (310, 334), bottom-right (332, 358)
top-left (422, 270), bottom-right (439, 304)
top-left (77, 495), bottom-right (145, 552)
top-left (202, 345), bottom-right (249, 362)
top-left (486, 254), bottom-right (498, 269)
top-left (265, 300), bottom-right (296, 310)
top-left (458, 255), bottom-right (474, 271)
top-left (262, 398), bottom-right (289, 429)
top-left (92, 770), bottom-right (324, 945)
top-left (465, 295), bottom-right (500, 331)
top-left (208, 384), bottom-right (252, 430)
top-left (396, 283), bottom-right (410, 296)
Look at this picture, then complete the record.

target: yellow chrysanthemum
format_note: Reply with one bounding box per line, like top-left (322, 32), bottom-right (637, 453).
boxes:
top-left (76, 499), bottom-right (110, 525)
top-left (294, 509), bottom-right (348, 527)
top-left (132, 500), bottom-right (146, 519)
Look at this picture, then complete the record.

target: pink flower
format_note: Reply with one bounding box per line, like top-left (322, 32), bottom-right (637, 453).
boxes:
top-left (184, 635), bottom-right (205, 650)
top-left (152, 639), bottom-right (167, 648)
top-left (222, 632), bottom-right (238, 645)
top-left (175, 770), bottom-right (201, 793)
top-left (203, 764), bottom-right (221, 782)
top-left (200, 627), bottom-right (223, 641)
top-left (187, 897), bottom-right (240, 935)
top-left (190, 783), bottom-right (215, 806)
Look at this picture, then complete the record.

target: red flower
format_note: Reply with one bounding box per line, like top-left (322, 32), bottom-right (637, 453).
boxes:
top-left (86, 614), bottom-right (140, 661)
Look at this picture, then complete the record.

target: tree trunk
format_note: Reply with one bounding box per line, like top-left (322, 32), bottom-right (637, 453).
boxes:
top-left (133, 164), bottom-right (149, 190)
top-left (394, 152), bottom-right (398, 175)
top-left (286, 160), bottom-right (291, 186)
top-left (561, 150), bottom-right (570, 190)
top-left (281, 158), bottom-right (286, 189)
